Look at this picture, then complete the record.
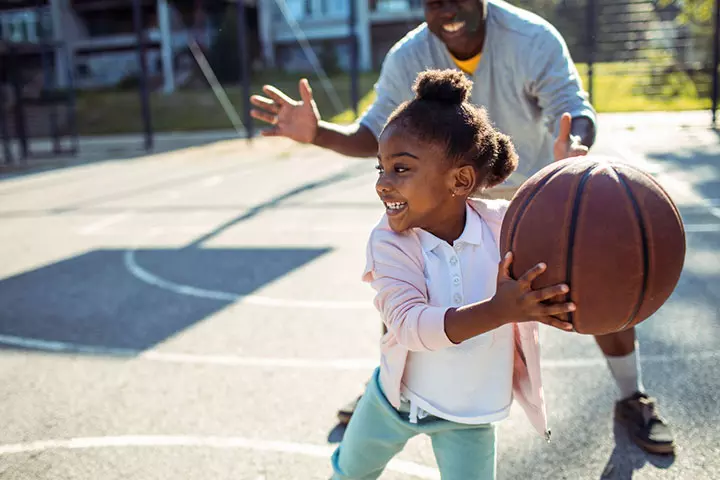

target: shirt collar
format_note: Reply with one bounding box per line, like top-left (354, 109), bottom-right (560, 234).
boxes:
top-left (416, 204), bottom-right (484, 253)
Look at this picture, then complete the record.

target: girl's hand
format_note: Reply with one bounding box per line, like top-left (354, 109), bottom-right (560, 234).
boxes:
top-left (492, 252), bottom-right (575, 331)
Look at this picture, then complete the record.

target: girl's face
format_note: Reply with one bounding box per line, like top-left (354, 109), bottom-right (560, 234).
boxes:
top-left (376, 123), bottom-right (469, 241)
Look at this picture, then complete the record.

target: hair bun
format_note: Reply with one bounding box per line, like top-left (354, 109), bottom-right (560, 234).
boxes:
top-left (484, 133), bottom-right (518, 188)
top-left (414, 69), bottom-right (471, 105)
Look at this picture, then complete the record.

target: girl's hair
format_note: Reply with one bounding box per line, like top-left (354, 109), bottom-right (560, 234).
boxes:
top-left (385, 69), bottom-right (518, 190)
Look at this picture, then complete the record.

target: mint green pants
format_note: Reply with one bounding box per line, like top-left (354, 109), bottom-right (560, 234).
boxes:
top-left (331, 368), bottom-right (497, 480)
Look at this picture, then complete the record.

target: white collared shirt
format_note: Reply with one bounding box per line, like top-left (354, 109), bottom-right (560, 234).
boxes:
top-left (400, 204), bottom-right (515, 424)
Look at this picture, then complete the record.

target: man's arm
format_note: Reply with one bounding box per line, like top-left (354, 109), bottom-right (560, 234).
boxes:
top-left (312, 121), bottom-right (379, 158)
top-left (251, 47), bottom-right (408, 160)
top-left (323, 47), bottom-right (411, 157)
top-left (525, 23), bottom-right (598, 145)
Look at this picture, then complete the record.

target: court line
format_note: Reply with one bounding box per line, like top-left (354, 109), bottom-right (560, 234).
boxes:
top-left (79, 212), bottom-right (133, 235)
top-left (201, 176), bottom-right (224, 188)
top-left (75, 223), bottom-right (720, 236)
top-left (684, 224), bottom-right (720, 233)
top-left (0, 334), bottom-right (717, 370)
top-left (123, 249), bottom-right (373, 310)
top-left (0, 435), bottom-right (440, 479)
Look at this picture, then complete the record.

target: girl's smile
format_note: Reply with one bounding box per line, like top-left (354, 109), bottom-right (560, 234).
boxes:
top-left (383, 201), bottom-right (408, 216)
top-left (376, 123), bottom-right (468, 243)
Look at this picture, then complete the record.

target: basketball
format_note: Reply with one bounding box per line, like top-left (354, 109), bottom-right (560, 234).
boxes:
top-left (499, 155), bottom-right (686, 335)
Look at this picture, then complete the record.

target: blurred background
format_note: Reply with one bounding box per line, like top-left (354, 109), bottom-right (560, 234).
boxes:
top-left (3, 0), bottom-right (720, 159)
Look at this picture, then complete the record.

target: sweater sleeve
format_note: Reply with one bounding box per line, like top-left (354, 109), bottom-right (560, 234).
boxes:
top-left (362, 229), bottom-right (455, 352)
top-left (524, 23), bottom-right (597, 138)
top-left (358, 48), bottom-right (413, 139)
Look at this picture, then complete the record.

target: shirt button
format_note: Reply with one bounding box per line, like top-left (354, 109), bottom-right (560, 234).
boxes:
top-left (449, 256), bottom-right (458, 265)
top-left (453, 276), bottom-right (461, 286)
top-left (454, 294), bottom-right (463, 304)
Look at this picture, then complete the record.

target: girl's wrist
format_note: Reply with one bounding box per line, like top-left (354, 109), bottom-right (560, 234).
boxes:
top-left (444, 300), bottom-right (506, 344)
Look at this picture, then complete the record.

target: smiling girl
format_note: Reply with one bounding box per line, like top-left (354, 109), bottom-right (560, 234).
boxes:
top-left (330, 69), bottom-right (575, 480)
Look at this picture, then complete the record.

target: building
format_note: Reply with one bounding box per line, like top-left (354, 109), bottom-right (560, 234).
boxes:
top-left (0, 0), bottom-right (258, 93)
top-left (257, 0), bottom-right (425, 72)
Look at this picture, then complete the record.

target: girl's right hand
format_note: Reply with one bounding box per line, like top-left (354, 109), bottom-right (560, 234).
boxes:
top-left (492, 252), bottom-right (575, 332)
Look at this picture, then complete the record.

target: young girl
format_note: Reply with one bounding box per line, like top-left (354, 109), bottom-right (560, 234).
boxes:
top-left (330, 70), bottom-right (576, 479)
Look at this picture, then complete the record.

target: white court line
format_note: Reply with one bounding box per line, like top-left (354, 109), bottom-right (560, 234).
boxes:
top-left (684, 224), bottom-right (720, 233)
top-left (80, 224), bottom-right (374, 236)
top-left (79, 212), bottom-right (133, 235)
top-left (608, 145), bottom-right (720, 233)
top-left (0, 334), bottom-right (717, 370)
top-left (123, 249), bottom-right (372, 310)
top-left (201, 176), bottom-right (224, 187)
top-left (0, 435), bottom-right (439, 478)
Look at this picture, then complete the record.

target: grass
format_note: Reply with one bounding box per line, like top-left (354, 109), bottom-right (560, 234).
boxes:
top-left (74, 63), bottom-right (713, 135)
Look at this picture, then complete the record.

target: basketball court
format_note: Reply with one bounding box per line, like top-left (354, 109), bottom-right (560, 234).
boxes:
top-left (0, 111), bottom-right (718, 479)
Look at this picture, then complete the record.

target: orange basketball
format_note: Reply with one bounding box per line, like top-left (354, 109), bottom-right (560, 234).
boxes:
top-left (499, 156), bottom-right (686, 335)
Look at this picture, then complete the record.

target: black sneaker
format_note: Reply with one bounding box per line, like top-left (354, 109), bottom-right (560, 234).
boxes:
top-left (615, 392), bottom-right (676, 455)
top-left (337, 395), bottom-right (362, 425)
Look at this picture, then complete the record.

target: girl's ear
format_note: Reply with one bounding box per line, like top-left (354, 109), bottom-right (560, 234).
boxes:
top-left (451, 165), bottom-right (477, 196)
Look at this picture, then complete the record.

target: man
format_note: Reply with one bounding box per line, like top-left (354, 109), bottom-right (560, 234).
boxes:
top-left (250, 0), bottom-right (675, 455)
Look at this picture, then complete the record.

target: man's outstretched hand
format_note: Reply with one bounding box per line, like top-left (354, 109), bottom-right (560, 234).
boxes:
top-left (553, 112), bottom-right (589, 162)
top-left (250, 79), bottom-right (320, 144)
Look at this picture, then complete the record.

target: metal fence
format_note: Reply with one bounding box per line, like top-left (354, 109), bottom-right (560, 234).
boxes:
top-left (2, 0), bottom-right (720, 164)
top-left (515, 0), bottom-right (719, 117)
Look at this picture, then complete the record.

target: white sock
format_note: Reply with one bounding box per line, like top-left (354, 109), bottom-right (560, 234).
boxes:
top-left (605, 340), bottom-right (645, 400)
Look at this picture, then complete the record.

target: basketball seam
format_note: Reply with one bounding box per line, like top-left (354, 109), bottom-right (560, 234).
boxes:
top-left (615, 163), bottom-right (686, 245)
top-left (613, 167), bottom-right (650, 331)
top-left (507, 163), bottom-right (568, 279)
top-left (566, 165), bottom-right (599, 328)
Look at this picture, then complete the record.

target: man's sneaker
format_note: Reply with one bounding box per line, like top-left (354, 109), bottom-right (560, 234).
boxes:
top-left (614, 392), bottom-right (676, 455)
top-left (337, 395), bottom-right (362, 425)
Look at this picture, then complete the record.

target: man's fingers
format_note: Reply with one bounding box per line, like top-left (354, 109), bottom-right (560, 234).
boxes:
top-left (250, 109), bottom-right (278, 125)
top-left (299, 78), bottom-right (314, 105)
top-left (260, 127), bottom-right (281, 137)
top-left (568, 142), bottom-right (589, 157)
top-left (518, 262), bottom-right (546, 285)
top-left (250, 95), bottom-right (280, 114)
top-left (558, 112), bottom-right (572, 140)
top-left (262, 85), bottom-right (294, 106)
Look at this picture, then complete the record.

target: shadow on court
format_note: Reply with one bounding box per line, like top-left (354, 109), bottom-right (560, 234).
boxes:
top-left (0, 247), bottom-right (330, 352)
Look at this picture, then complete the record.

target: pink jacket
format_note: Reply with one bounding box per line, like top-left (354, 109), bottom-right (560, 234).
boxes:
top-left (362, 198), bottom-right (549, 439)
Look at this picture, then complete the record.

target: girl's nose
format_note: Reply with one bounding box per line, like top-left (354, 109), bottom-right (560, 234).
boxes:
top-left (376, 177), bottom-right (392, 194)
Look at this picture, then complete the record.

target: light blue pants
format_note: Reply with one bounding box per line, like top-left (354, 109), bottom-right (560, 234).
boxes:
top-left (331, 368), bottom-right (497, 480)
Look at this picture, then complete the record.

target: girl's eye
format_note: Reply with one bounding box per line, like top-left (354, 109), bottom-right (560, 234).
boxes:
top-left (394, 166), bottom-right (408, 173)
top-left (375, 164), bottom-right (384, 175)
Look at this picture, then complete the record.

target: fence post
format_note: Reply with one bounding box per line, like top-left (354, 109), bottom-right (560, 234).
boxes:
top-left (349, 0), bottom-right (359, 117)
top-left (9, 46), bottom-right (29, 162)
top-left (712, 0), bottom-right (720, 126)
top-left (237, 0), bottom-right (253, 139)
top-left (0, 65), bottom-right (12, 165)
top-left (132, 0), bottom-right (153, 151)
top-left (586, 0), bottom-right (597, 105)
